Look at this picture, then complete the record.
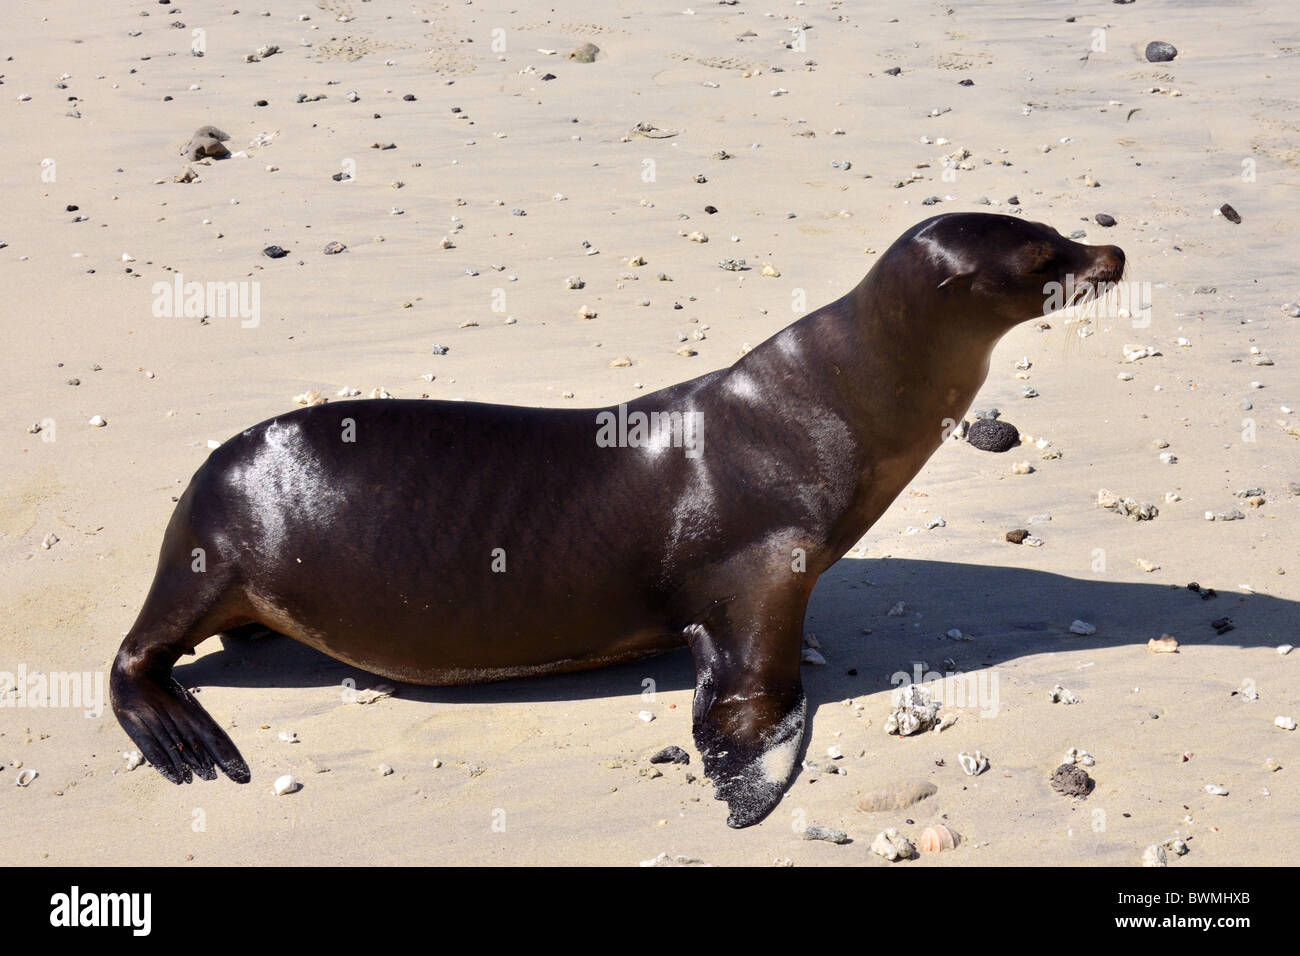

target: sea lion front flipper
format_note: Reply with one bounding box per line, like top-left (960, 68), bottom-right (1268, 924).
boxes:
top-left (685, 603), bottom-right (807, 828)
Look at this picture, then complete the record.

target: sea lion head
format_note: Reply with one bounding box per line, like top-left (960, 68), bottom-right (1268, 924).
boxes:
top-left (904, 212), bottom-right (1126, 332)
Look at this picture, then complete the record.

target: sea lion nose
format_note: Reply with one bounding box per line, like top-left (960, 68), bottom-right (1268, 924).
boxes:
top-left (1096, 244), bottom-right (1125, 278)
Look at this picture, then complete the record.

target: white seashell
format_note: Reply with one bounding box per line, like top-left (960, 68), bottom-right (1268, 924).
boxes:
top-left (638, 710), bottom-right (655, 723)
top-left (1064, 747), bottom-right (1096, 767)
top-left (800, 647), bottom-right (825, 665)
top-left (40, 533), bottom-right (58, 550)
top-left (1122, 345), bottom-right (1160, 363)
top-left (957, 750), bottom-right (988, 776)
top-left (1204, 783), bottom-right (1229, 796)
top-left (352, 683), bottom-right (397, 705)
top-left (826, 746), bottom-right (843, 760)
top-left (123, 750), bottom-right (144, 771)
top-left (1049, 685), bottom-right (1081, 705)
top-left (272, 774), bottom-right (299, 795)
top-left (1069, 619), bottom-right (1096, 636)
top-left (1275, 716), bottom-right (1297, 731)
top-left (87, 415), bottom-right (107, 427)
top-left (886, 684), bottom-right (940, 736)
top-left (1278, 645), bottom-right (1294, 656)
top-left (16, 769), bottom-right (37, 787)
top-left (277, 731), bottom-right (299, 743)
top-left (1162, 837), bottom-right (1189, 856)
top-left (1142, 844), bottom-right (1167, 867)
top-left (870, 828), bottom-right (915, 861)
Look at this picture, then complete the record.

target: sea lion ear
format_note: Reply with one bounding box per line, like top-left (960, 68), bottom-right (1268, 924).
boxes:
top-left (937, 270), bottom-right (976, 290)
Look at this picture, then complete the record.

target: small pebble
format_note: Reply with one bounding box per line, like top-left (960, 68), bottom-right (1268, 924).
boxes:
top-left (801, 825), bottom-right (850, 844)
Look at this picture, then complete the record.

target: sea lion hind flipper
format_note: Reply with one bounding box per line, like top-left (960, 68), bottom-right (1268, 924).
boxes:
top-left (685, 620), bottom-right (807, 828)
top-left (111, 656), bottom-right (250, 785)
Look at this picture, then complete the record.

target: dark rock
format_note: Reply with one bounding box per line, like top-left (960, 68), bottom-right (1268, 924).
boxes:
top-left (1050, 764), bottom-right (1093, 797)
top-left (262, 245), bottom-right (288, 259)
top-left (1219, 203), bottom-right (1241, 224)
top-left (1006, 529), bottom-right (1030, 544)
top-left (649, 746), bottom-right (690, 765)
top-left (1095, 213), bottom-right (1117, 227)
top-left (1145, 41), bottom-right (1178, 63)
top-left (967, 418), bottom-right (1020, 452)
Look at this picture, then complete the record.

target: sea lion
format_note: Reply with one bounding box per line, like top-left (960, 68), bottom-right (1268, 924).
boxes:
top-left (110, 212), bottom-right (1125, 827)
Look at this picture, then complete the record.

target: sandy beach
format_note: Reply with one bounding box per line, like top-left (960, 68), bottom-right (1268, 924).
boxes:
top-left (2, 0), bottom-right (1297, 867)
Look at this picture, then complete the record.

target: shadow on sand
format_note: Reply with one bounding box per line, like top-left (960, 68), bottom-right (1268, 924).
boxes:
top-left (176, 558), bottom-right (1292, 714)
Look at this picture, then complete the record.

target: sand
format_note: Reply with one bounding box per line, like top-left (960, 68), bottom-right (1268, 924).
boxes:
top-left (1, 0), bottom-right (1297, 866)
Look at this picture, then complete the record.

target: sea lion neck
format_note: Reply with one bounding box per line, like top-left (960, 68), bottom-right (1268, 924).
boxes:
top-left (730, 262), bottom-right (1000, 449)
